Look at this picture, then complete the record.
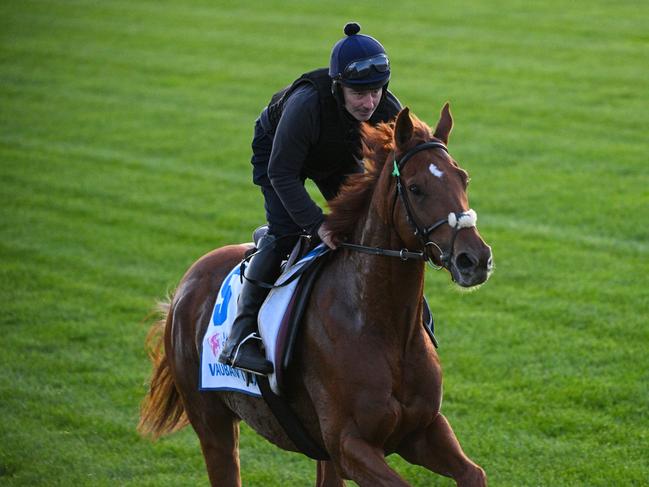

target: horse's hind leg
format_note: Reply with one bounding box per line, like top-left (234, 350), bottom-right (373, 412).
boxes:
top-left (316, 460), bottom-right (346, 487)
top-left (397, 413), bottom-right (486, 486)
top-left (184, 397), bottom-right (241, 487)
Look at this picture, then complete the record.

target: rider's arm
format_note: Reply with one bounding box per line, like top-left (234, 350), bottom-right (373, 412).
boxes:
top-left (267, 85), bottom-right (324, 236)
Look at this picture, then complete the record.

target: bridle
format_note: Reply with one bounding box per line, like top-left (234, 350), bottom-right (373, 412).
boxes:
top-left (340, 140), bottom-right (477, 270)
top-left (392, 140), bottom-right (478, 269)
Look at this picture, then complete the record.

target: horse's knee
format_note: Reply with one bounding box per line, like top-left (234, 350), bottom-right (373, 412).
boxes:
top-left (335, 435), bottom-right (408, 486)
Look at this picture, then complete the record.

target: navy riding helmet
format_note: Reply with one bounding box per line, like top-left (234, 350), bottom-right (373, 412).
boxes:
top-left (329, 22), bottom-right (391, 91)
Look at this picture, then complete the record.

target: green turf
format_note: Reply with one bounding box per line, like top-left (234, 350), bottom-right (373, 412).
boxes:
top-left (1, 0), bottom-right (647, 485)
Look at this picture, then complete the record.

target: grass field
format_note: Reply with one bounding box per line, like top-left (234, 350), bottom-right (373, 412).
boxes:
top-left (1, 0), bottom-right (648, 485)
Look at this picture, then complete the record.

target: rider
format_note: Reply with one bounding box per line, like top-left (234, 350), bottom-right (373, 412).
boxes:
top-left (218, 22), bottom-right (402, 375)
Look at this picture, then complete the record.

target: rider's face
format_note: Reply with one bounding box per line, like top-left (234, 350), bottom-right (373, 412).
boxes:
top-left (341, 85), bottom-right (383, 122)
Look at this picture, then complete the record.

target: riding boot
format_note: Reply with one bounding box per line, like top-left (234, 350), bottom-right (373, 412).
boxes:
top-left (218, 234), bottom-right (283, 375)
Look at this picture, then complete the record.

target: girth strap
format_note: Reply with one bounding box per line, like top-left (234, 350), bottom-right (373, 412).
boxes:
top-left (257, 377), bottom-right (330, 460)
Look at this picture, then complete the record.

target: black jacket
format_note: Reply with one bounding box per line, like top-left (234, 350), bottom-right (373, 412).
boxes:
top-left (255, 68), bottom-right (401, 234)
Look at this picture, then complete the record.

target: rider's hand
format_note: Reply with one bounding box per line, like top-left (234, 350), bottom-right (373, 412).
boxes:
top-left (317, 221), bottom-right (338, 250)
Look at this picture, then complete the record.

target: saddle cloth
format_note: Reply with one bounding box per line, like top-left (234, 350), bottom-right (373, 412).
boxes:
top-left (200, 243), bottom-right (329, 396)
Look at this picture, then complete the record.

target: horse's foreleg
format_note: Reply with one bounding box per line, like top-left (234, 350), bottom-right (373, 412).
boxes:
top-left (316, 460), bottom-right (346, 487)
top-left (397, 413), bottom-right (486, 487)
top-left (334, 435), bottom-right (409, 487)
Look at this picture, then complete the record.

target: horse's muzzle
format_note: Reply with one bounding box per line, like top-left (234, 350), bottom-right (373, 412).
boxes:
top-left (450, 246), bottom-right (493, 287)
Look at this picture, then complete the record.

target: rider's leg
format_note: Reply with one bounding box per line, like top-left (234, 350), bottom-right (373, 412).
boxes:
top-left (221, 119), bottom-right (301, 375)
top-left (218, 233), bottom-right (284, 375)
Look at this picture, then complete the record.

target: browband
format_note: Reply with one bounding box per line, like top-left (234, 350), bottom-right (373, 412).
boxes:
top-left (397, 141), bottom-right (448, 170)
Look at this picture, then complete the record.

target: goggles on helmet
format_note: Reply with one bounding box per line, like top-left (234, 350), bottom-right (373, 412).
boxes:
top-left (341, 53), bottom-right (390, 81)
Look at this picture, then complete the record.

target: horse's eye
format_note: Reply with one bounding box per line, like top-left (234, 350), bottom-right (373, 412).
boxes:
top-left (409, 184), bottom-right (421, 196)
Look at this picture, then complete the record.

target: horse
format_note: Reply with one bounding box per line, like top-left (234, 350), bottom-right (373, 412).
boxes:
top-left (138, 104), bottom-right (493, 486)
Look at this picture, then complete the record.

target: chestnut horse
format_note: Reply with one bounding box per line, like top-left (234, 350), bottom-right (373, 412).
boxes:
top-left (139, 104), bottom-right (493, 486)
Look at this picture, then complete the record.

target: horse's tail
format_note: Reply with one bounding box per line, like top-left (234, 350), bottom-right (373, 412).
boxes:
top-left (137, 298), bottom-right (189, 439)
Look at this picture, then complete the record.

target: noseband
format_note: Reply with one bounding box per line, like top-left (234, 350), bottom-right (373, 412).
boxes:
top-left (340, 140), bottom-right (477, 270)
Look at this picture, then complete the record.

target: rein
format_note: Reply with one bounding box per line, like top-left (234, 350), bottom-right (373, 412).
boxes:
top-left (340, 140), bottom-right (477, 270)
top-left (339, 242), bottom-right (427, 261)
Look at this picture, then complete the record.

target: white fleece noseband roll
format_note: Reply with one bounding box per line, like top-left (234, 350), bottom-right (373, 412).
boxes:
top-left (448, 209), bottom-right (477, 229)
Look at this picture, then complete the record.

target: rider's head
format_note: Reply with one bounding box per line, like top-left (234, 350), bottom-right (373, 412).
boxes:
top-left (329, 22), bottom-right (391, 120)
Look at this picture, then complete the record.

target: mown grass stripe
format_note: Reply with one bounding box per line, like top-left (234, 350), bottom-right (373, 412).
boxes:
top-left (482, 215), bottom-right (649, 254)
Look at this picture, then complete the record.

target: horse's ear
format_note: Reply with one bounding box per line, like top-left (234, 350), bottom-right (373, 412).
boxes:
top-left (433, 102), bottom-right (453, 145)
top-left (394, 107), bottom-right (414, 149)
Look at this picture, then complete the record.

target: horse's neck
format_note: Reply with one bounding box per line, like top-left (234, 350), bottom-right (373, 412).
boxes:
top-left (339, 207), bottom-right (426, 338)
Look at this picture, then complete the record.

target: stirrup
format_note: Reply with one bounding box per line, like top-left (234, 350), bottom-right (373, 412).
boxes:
top-left (230, 333), bottom-right (273, 376)
top-left (231, 332), bottom-right (261, 364)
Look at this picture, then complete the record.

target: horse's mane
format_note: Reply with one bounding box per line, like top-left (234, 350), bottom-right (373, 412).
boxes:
top-left (327, 114), bottom-right (432, 241)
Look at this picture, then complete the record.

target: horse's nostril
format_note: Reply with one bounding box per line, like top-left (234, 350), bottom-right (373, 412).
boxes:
top-left (455, 252), bottom-right (477, 271)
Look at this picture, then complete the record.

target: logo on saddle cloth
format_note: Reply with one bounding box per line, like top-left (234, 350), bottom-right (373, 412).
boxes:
top-left (200, 244), bottom-right (330, 396)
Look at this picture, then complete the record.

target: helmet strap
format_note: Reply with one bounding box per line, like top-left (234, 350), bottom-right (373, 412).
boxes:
top-left (380, 81), bottom-right (389, 102)
top-left (331, 79), bottom-right (345, 106)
